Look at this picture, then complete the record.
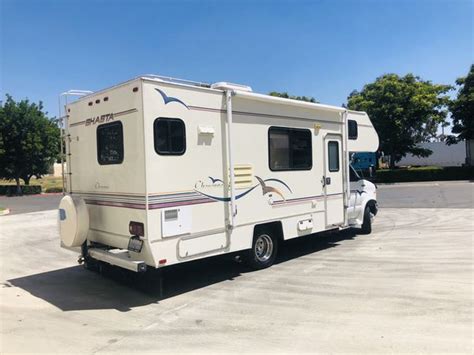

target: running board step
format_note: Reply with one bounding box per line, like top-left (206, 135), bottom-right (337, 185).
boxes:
top-left (88, 248), bottom-right (147, 273)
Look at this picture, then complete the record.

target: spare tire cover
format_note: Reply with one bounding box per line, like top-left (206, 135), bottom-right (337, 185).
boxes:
top-left (58, 195), bottom-right (89, 247)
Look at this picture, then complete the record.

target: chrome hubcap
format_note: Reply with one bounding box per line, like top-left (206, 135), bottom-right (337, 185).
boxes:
top-left (254, 234), bottom-right (273, 262)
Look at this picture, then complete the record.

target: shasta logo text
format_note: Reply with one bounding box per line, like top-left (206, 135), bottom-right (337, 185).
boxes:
top-left (85, 113), bottom-right (114, 126)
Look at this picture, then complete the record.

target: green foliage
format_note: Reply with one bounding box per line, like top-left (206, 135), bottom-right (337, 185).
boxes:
top-left (0, 95), bottom-right (60, 192)
top-left (44, 186), bottom-right (63, 193)
top-left (0, 184), bottom-right (42, 196)
top-left (347, 74), bottom-right (451, 168)
top-left (0, 175), bottom-right (63, 194)
top-left (269, 91), bottom-right (318, 103)
top-left (374, 166), bottom-right (474, 183)
top-left (447, 64), bottom-right (474, 144)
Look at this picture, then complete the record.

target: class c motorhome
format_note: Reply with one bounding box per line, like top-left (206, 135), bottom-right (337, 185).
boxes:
top-left (58, 75), bottom-right (379, 272)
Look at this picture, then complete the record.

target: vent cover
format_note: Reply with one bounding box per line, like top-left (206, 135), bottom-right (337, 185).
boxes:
top-left (233, 165), bottom-right (253, 189)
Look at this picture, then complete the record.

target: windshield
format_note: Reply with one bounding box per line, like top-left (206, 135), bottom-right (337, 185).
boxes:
top-left (350, 165), bottom-right (361, 182)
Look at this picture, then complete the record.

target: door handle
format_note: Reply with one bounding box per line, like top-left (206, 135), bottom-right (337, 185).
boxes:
top-left (326, 177), bottom-right (331, 185)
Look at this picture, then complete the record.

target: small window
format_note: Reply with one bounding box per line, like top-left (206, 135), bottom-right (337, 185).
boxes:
top-left (328, 141), bottom-right (339, 172)
top-left (154, 118), bottom-right (186, 155)
top-left (348, 120), bottom-right (358, 140)
top-left (97, 121), bottom-right (124, 165)
top-left (269, 127), bottom-right (312, 171)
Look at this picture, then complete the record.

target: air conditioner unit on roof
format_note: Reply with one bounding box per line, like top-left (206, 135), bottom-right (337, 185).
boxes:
top-left (211, 82), bottom-right (253, 92)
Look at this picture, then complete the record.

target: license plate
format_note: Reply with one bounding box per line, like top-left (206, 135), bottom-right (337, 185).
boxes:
top-left (128, 236), bottom-right (143, 253)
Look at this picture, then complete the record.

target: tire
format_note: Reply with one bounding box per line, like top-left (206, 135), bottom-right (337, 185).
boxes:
top-left (245, 229), bottom-right (279, 270)
top-left (360, 205), bottom-right (372, 235)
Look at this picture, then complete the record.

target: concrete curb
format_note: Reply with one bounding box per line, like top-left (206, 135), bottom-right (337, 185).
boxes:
top-left (0, 208), bottom-right (11, 216)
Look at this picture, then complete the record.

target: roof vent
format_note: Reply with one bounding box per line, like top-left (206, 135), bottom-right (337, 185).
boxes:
top-left (211, 82), bottom-right (252, 92)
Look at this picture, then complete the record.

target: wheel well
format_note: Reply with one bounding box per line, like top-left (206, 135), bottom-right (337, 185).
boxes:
top-left (253, 221), bottom-right (284, 241)
top-left (366, 200), bottom-right (377, 215)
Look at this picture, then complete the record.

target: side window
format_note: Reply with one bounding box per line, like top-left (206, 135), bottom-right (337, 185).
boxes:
top-left (348, 119), bottom-right (358, 140)
top-left (97, 121), bottom-right (124, 165)
top-left (269, 127), bottom-right (312, 171)
top-left (328, 141), bottom-right (340, 172)
top-left (154, 118), bottom-right (186, 155)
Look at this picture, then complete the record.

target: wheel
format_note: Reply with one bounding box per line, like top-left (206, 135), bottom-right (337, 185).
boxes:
top-left (360, 205), bottom-right (372, 234)
top-left (245, 230), bottom-right (278, 270)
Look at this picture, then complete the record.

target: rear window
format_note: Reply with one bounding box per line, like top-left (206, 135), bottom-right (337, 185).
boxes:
top-left (97, 121), bottom-right (124, 165)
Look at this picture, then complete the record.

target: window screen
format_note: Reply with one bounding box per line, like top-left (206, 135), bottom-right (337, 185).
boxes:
top-left (328, 141), bottom-right (339, 172)
top-left (154, 118), bottom-right (186, 155)
top-left (269, 127), bottom-right (312, 171)
top-left (97, 121), bottom-right (124, 165)
top-left (348, 120), bottom-right (358, 140)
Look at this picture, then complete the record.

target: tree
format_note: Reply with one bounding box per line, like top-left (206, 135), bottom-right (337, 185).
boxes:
top-left (0, 95), bottom-right (60, 193)
top-left (269, 91), bottom-right (318, 103)
top-left (447, 64), bottom-right (474, 144)
top-left (347, 74), bottom-right (451, 168)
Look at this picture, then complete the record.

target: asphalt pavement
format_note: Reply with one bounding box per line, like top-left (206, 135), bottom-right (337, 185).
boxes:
top-left (377, 180), bottom-right (473, 209)
top-left (0, 194), bottom-right (62, 215)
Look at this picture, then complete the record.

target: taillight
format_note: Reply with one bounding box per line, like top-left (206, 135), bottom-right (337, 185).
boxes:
top-left (129, 221), bottom-right (144, 236)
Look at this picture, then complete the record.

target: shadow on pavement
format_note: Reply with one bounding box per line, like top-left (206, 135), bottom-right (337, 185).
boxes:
top-left (9, 229), bottom-right (357, 312)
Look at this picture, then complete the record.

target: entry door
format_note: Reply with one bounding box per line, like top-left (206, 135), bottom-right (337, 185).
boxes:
top-left (324, 135), bottom-right (344, 227)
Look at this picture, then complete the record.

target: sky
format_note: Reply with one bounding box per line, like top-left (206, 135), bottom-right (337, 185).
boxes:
top-left (1, 0), bottom-right (472, 125)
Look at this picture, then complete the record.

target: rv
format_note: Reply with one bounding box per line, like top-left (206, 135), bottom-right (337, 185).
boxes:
top-left (58, 75), bottom-right (379, 272)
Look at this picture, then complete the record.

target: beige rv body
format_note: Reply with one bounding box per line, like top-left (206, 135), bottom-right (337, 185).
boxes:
top-left (61, 76), bottom-right (379, 270)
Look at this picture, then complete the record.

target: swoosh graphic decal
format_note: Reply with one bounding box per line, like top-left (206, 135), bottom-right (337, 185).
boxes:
top-left (351, 190), bottom-right (367, 195)
top-left (193, 176), bottom-right (292, 202)
top-left (256, 176), bottom-right (286, 201)
top-left (208, 176), bottom-right (223, 184)
top-left (261, 178), bottom-right (293, 193)
top-left (155, 88), bottom-right (189, 109)
top-left (194, 185), bottom-right (260, 202)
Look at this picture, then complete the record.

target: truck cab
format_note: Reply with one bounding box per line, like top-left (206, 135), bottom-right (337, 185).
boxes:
top-left (348, 165), bottom-right (378, 234)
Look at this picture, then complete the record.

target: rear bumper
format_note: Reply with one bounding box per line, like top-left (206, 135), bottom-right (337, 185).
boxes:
top-left (88, 248), bottom-right (147, 272)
